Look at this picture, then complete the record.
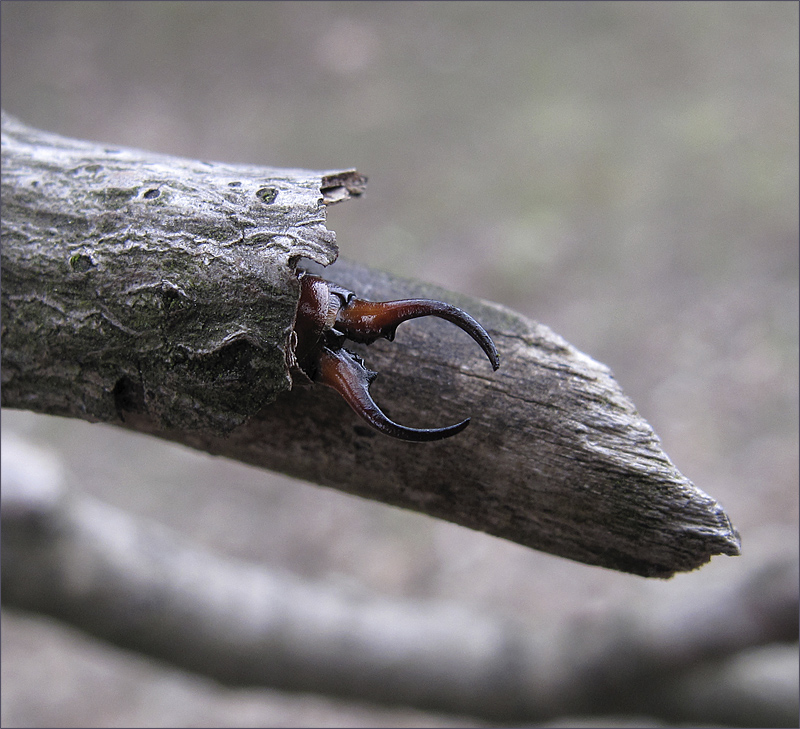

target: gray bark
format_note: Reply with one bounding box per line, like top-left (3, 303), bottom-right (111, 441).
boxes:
top-left (1, 110), bottom-right (365, 431)
top-left (1, 113), bottom-right (740, 577)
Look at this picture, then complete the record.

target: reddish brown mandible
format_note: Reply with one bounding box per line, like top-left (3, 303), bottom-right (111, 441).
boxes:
top-left (292, 273), bottom-right (499, 441)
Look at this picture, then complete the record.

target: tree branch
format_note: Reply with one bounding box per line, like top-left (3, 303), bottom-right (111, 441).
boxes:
top-left (2, 436), bottom-right (794, 726)
top-left (1, 113), bottom-right (740, 577)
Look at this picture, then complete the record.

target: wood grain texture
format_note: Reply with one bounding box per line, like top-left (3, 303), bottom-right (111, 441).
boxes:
top-left (145, 259), bottom-right (741, 577)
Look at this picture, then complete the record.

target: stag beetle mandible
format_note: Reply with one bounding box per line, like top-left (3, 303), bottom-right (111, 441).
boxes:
top-left (291, 273), bottom-right (499, 442)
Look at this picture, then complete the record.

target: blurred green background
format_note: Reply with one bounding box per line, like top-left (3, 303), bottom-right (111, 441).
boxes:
top-left (2, 2), bottom-right (797, 726)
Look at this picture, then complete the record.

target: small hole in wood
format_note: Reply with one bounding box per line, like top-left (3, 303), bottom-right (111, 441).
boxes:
top-left (256, 187), bottom-right (278, 204)
top-left (68, 254), bottom-right (95, 272)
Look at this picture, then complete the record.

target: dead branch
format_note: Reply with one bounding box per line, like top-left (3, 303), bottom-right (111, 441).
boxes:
top-left (1, 113), bottom-right (740, 576)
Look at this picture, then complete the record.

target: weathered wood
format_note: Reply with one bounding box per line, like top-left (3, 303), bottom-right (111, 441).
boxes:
top-left (1, 114), bottom-right (740, 577)
top-left (143, 258), bottom-right (741, 577)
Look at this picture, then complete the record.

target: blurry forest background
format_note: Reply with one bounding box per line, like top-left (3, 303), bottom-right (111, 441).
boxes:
top-left (1, 2), bottom-right (797, 727)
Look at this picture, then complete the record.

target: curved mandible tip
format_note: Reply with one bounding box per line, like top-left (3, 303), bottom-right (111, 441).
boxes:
top-left (335, 298), bottom-right (500, 371)
top-left (315, 346), bottom-right (471, 442)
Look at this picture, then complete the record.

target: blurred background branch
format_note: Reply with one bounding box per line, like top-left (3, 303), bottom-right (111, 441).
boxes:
top-left (2, 435), bottom-right (796, 726)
